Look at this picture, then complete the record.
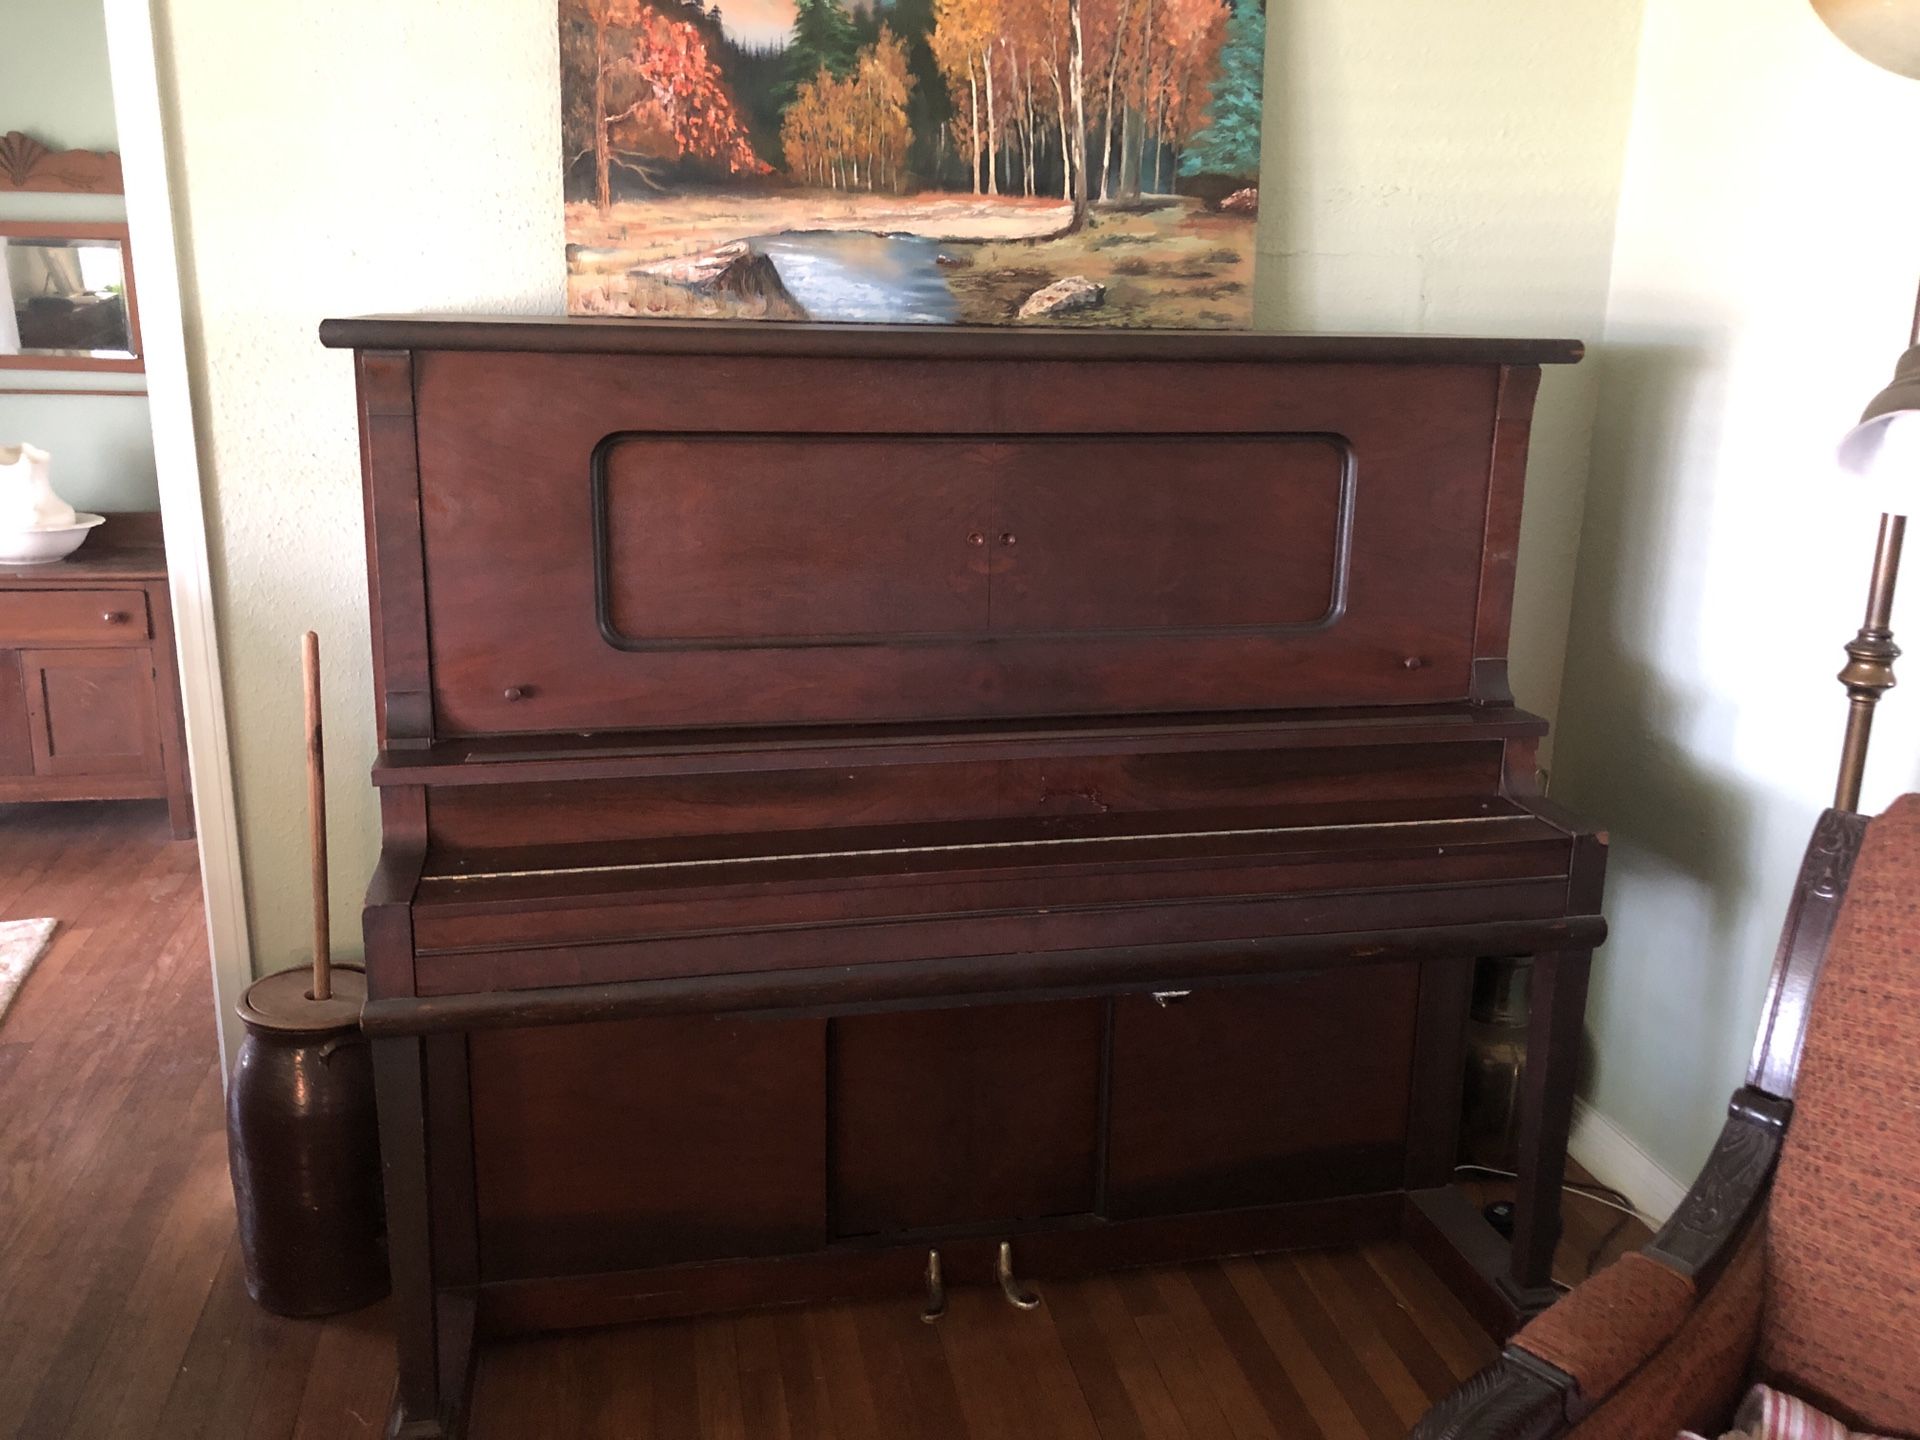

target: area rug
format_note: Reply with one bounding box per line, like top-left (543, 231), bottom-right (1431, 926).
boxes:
top-left (0, 918), bottom-right (57, 1025)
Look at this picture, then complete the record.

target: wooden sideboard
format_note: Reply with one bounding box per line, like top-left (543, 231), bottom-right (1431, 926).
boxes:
top-left (323, 315), bottom-right (1606, 1440)
top-left (0, 513), bottom-right (193, 838)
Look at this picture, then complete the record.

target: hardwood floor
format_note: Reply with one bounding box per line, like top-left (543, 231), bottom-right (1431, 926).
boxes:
top-left (0, 801), bottom-right (1646, 1440)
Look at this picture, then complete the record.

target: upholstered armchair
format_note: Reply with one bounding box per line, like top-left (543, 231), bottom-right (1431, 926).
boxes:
top-left (1412, 796), bottom-right (1920, 1440)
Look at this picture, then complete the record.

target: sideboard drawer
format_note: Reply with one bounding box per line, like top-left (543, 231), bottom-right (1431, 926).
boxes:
top-left (0, 589), bottom-right (152, 645)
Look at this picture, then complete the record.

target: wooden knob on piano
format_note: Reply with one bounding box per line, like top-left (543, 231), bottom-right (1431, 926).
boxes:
top-left (999, 532), bottom-right (1017, 546)
top-left (503, 686), bottom-right (528, 702)
top-left (1402, 656), bottom-right (1426, 670)
top-left (967, 532), bottom-right (985, 546)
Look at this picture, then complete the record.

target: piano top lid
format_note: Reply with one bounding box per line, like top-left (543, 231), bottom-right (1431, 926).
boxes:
top-left (318, 313), bottom-right (1584, 367)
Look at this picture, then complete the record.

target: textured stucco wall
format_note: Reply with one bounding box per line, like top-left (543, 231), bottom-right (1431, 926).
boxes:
top-left (156, 0), bottom-right (563, 974)
top-left (151, 0), bottom-right (1642, 982)
top-left (1258, 1), bottom-right (1645, 752)
top-left (1553, 0), bottom-right (1920, 1182)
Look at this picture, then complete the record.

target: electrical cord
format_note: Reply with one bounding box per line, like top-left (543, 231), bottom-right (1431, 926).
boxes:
top-left (1453, 1163), bottom-right (1648, 1284)
top-left (1450, 1164), bottom-right (1647, 1221)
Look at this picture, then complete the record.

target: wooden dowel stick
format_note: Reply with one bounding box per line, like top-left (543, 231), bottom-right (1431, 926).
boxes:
top-left (304, 630), bottom-right (331, 1002)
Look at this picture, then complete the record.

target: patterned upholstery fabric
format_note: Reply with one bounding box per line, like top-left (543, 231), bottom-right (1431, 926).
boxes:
top-left (1564, 1226), bottom-right (1766, 1440)
top-left (1759, 794), bottom-right (1920, 1436)
top-left (1516, 1252), bottom-right (1698, 1399)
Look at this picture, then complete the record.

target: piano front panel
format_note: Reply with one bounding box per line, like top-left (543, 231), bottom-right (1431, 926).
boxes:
top-left (829, 1001), bottom-right (1105, 1238)
top-left (469, 1014), bottom-right (828, 1281)
top-left (1106, 967), bottom-right (1421, 1216)
top-left (465, 983), bottom-right (1419, 1284)
top-left (412, 350), bottom-right (1501, 733)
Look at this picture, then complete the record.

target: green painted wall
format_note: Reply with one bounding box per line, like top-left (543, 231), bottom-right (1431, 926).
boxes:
top-left (3, 0), bottom-right (119, 150)
top-left (2, 0), bottom-right (159, 515)
top-left (1553, 0), bottom-right (1920, 1184)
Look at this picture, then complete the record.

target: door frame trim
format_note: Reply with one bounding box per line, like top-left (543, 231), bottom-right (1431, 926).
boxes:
top-left (103, 0), bottom-right (255, 1073)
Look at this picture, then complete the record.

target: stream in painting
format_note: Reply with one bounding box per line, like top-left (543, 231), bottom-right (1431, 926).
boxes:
top-left (749, 231), bottom-right (959, 324)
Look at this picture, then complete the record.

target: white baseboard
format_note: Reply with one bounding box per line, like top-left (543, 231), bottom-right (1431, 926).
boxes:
top-left (1568, 1098), bottom-right (1689, 1226)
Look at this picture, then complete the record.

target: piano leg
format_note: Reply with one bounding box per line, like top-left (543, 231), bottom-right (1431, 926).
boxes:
top-left (1502, 946), bottom-right (1595, 1311)
top-left (374, 1035), bottom-right (476, 1439)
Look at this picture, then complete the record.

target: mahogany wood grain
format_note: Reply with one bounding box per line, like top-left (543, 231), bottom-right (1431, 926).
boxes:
top-left (423, 744), bottom-right (1511, 850)
top-left (1106, 971), bottom-right (1420, 1217)
top-left (408, 878), bottom-right (1578, 999)
top-left (321, 312), bottom-right (1582, 367)
top-left (1404, 955), bottom-right (1477, 1190)
top-left (0, 650), bottom-right (30, 775)
top-left (334, 318), bottom-right (1603, 1437)
top-left (469, 1016), bottom-right (829, 1279)
top-left (0, 588), bottom-right (150, 643)
top-left (1469, 365), bottom-right (1543, 699)
top-left (474, 1194), bottom-right (1409, 1336)
top-left (0, 517), bottom-right (193, 835)
top-left (599, 435), bottom-right (992, 645)
top-left (378, 707), bottom-right (1548, 788)
top-left (20, 647), bottom-right (164, 780)
top-left (830, 1002), bottom-right (1104, 1236)
top-left (1747, 809), bottom-right (1868, 1099)
top-left (1501, 947), bottom-right (1595, 1310)
top-left (364, 915), bottom-right (1610, 1042)
top-left (411, 351), bottom-right (1502, 733)
top-left (356, 350), bottom-right (432, 749)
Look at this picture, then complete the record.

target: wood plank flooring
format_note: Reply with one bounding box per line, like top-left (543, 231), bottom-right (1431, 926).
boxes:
top-left (0, 801), bottom-right (1647, 1440)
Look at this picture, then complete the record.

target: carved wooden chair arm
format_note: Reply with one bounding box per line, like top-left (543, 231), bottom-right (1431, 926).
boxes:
top-left (1410, 1088), bottom-right (1785, 1440)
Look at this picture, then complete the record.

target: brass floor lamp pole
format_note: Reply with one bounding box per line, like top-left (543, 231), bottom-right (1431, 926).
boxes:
top-left (1831, 295), bottom-right (1920, 813)
top-left (1835, 513), bottom-right (1905, 812)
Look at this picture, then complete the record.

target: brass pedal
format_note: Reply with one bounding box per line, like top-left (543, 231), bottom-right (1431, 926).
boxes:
top-left (921, 1248), bottom-right (947, 1324)
top-left (995, 1240), bottom-right (1041, 1311)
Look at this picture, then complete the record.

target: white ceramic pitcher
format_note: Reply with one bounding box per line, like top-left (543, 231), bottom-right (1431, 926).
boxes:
top-left (0, 444), bottom-right (76, 530)
top-left (0, 444), bottom-right (103, 563)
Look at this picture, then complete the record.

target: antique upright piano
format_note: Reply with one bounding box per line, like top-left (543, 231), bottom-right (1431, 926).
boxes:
top-left (322, 315), bottom-right (1606, 1440)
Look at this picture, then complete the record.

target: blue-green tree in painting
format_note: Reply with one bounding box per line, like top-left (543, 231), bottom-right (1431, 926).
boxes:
top-left (1180, 0), bottom-right (1263, 182)
top-left (784, 0), bottom-right (860, 94)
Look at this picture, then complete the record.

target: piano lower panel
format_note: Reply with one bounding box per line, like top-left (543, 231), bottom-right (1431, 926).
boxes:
top-left (464, 969), bottom-right (1424, 1310)
top-left (473, 1193), bottom-right (1410, 1338)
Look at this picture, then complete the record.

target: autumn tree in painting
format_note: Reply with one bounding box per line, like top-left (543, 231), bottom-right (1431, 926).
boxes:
top-left (561, 0), bottom-right (1263, 327)
top-left (565, 0), bottom-right (767, 213)
top-left (782, 28), bottom-right (915, 190)
top-left (929, 0), bottom-right (992, 194)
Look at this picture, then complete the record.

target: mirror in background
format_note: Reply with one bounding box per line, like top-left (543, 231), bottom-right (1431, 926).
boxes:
top-left (0, 225), bottom-right (142, 371)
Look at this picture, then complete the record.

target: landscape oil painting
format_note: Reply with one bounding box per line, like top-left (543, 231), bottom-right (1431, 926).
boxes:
top-left (560, 0), bottom-right (1264, 326)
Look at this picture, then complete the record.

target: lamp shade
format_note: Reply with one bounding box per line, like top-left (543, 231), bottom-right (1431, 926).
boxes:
top-left (1836, 343), bottom-right (1920, 514)
top-left (1812, 0), bottom-right (1920, 79)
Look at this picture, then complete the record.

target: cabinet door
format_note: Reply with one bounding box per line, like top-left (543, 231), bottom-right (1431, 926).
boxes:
top-left (21, 648), bottom-right (163, 780)
top-left (831, 1000), bottom-right (1103, 1237)
top-left (1106, 965), bottom-right (1420, 1218)
top-left (594, 435), bottom-right (993, 648)
top-left (0, 651), bottom-right (32, 777)
top-left (470, 1014), bottom-right (827, 1280)
top-left (991, 436), bottom-right (1350, 636)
